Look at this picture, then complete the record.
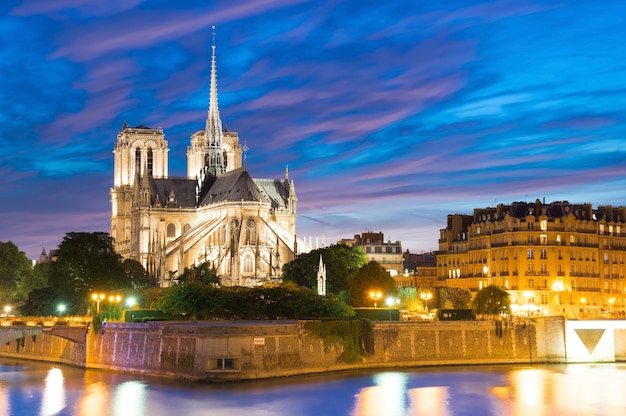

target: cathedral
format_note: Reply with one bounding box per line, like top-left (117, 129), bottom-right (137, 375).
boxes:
top-left (110, 36), bottom-right (302, 287)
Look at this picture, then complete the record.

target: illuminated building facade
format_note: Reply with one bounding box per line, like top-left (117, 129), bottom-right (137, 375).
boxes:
top-left (110, 36), bottom-right (301, 287)
top-left (437, 200), bottom-right (626, 317)
top-left (338, 231), bottom-right (404, 276)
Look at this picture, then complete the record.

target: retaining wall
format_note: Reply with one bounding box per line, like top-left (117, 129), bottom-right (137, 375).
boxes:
top-left (0, 318), bottom-right (566, 381)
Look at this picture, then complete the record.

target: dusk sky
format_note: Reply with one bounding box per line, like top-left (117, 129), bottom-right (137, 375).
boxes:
top-left (2, 0), bottom-right (626, 261)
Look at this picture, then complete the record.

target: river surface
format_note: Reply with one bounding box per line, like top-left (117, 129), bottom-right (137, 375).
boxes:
top-left (1, 358), bottom-right (625, 415)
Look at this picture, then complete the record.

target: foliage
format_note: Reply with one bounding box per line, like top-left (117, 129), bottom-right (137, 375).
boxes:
top-left (303, 319), bottom-right (373, 363)
top-left (348, 261), bottom-right (398, 307)
top-left (0, 241), bottom-right (33, 304)
top-left (19, 287), bottom-right (66, 316)
top-left (281, 244), bottom-right (367, 293)
top-left (398, 287), bottom-right (422, 311)
top-left (177, 262), bottom-right (220, 285)
top-left (122, 259), bottom-right (156, 288)
top-left (153, 283), bottom-right (354, 320)
top-left (439, 287), bottom-right (472, 309)
top-left (52, 232), bottom-right (128, 295)
top-left (14, 261), bottom-right (50, 304)
top-left (473, 285), bottom-right (511, 316)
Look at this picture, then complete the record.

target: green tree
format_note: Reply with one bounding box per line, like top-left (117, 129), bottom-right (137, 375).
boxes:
top-left (14, 261), bottom-right (51, 304)
top-left (177, 262), bottom-right (220, 285)
top-left (348, 261), bottom-right (397, 307)
top-left (154, 283), bottom-right (354, 320)
top-left (51, 232), bottom-right (128, 295)
top-left (122, 259), bottom-right (156, 288)
top-left (0, 241), bottom-right (33, 304)
top-left (473, 285), bottom-right (510, 317)
top-left (282, 244), bottom-right (367, 293)
top-left (438, 287), bottom-right (472, 309)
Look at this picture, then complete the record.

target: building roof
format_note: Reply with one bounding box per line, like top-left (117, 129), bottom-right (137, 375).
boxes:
top-left (200, 168), bottom-right (268, 205)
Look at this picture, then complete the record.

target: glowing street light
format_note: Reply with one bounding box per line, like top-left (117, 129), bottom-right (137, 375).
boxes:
top-left (385, 297), bottom-right (400, 321)
top-left (57, 304), bottom-right (66, 316)
top-left (370, 291), bottom-right (382, 308)
top-left (92, 293), bottom-right (105, 314)
top-left (125, 297), bottom-right (137, 308)
top-left (420, 291), bottom-right (432, 312)
top-left (3, 305), bottom-right (11, 318)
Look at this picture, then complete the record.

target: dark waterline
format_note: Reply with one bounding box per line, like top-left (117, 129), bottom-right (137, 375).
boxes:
top-left (1, 358), bottom-right (626, 415)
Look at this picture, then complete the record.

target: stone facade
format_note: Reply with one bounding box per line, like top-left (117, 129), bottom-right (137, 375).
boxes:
top-left (110, 38), bottom-right (304, 287)
top-left (0, 319), bottom-right (568, 381)
top-left (438, 200), bottom-right (626, 317)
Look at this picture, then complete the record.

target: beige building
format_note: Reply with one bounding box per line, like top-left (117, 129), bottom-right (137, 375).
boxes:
top-left (437, 200), bottom-right (626, 317)
top-left (110, 38), bottom-right (303, 287)
top-left (339, 231), bottom-right (404, 276)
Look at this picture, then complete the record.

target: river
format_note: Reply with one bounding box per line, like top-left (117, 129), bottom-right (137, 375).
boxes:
top-left (1, 358), bottom-right (625, 415)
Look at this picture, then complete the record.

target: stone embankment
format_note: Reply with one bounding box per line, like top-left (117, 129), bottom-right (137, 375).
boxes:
top-left (0, 317), bottom-right (566, 381)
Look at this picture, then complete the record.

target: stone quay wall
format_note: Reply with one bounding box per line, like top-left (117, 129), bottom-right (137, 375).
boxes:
top-left (0, 317), bottom-right (566, 381)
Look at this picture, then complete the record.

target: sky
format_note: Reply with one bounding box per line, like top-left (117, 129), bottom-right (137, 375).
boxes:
top-left (2, 0), bottom-right (626, 261)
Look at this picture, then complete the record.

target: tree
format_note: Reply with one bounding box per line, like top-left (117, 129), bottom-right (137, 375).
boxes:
top-left (177, 262), bottom-right (220, 285)
top-left (348, 261), bottom-right (397, 307)
top-left (122, 259), bottom-right (156, 288)
top-left (0, 241), bottom-right (33, 304)
top-left (438, 287), bottom-right (472, 309)
top-left (473, 285), bottom-right (510, 317)
top-left (14, 261), bottom-right (51, 304)
top-left (282, 244), bottom-right (367, 293)
top-left (154, 283), bottom-right (354, 320)
top-left (51, 232), bottom-right (128, 295)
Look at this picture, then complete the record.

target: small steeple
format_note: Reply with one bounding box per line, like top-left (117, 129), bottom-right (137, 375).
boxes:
top-left (205, 25), bottom-right (225, 177)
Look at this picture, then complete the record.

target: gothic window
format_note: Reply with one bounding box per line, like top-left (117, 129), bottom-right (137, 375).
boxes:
top-left (243, 252), bottom-right (253, 273)
top-left (147, 149), bottom-right (153, 175)
top-left (223, 150), bottom-right (228, 170)
top-left (135, 148), bottom-right (141, 173)
top-left (183, 223), bottom-right (191, 234)
top-left (167, 223), bottom-right (176, 238)
top-left (246, 218), bottom-right (256, 245)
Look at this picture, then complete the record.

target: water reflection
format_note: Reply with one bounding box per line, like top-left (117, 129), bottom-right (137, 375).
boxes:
top-left (41, 368), bottom-right (65, 416)
top-left (1, 359), bottom-right (626, 415)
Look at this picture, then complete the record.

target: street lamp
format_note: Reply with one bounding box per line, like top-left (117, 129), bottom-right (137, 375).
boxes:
top-left (3, 305), bottom-right (11, 318)
top-left (92, 293), bottom-right (105, 314)
top-left (126, 297), bottom-right (137, 308)
top-left (370, 291), bottom-right (382, 308)
top-left (420, 291), bottom-right (432, 312)
top-left (57, 304), bottom-right (66, 316)
top-left (385, 297), bottom-right (400, 321)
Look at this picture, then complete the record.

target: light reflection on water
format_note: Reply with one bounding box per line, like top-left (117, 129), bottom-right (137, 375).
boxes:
top-left (1, 359), bottom-right (626, 415)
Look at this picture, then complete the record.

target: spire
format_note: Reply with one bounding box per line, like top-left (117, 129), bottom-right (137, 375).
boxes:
top-left (205, 25), bottom-right (225, 177)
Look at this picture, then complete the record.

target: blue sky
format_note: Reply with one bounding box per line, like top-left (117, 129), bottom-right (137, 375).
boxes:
top-left (2, 0), bottom-right (626, 260)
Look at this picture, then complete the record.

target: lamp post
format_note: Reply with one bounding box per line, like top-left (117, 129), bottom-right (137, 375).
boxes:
top-left (370, 291), bottom-right (382, 308)
top-left (57, 304), bottom-right (66, 317)
top-left (92, 293), bottom-right (105, 314)
top-left (385, 297), bottom-right (400, 321)
top-left (420, 291), bottom-right (432, 312)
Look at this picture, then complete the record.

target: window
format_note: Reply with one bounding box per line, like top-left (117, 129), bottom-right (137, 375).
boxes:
top-left (604, 253), bottom-right (609, 264)
top-left (166, 223), bottom-right (176, 238)
top-left (557, 235), bottom-right (561, 244)
top-left (540, 249), bottom-right (547, 259)
top-left (540, 264), bottom-right (547, 275)
top-left (527, 249), bottom-right (534, 259)
top-left (540, 234), bottom-right (547, 244)
top-left (570, 235), bottom-right (575, 244)
top-left (528, 222), bottom-right (534, 230)
top-left (528, 235), bottom-right (534, 244)
top-left (147, 149), bottom-right (153, 175)
top-left (540, 220), bottom-right (547, 231)
top-left (528, 279), bottom-right (535, 288)
top-left (243, 252), bottom-right (253, 273)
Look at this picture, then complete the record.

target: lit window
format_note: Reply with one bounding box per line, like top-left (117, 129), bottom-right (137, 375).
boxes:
top-left (540, 220), bottom-right (547, 231)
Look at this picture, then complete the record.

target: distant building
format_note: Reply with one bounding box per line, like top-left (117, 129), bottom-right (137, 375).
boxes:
top-left (437, 200), bottom-right (626, 317)
top-left (339, 231), bottom-right (403, 276)
top-left (398, 251), bottom-right (438, 288)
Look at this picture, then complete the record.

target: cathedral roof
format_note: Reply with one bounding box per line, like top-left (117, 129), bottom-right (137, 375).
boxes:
top-left (254, 178), bottom-right (291, 209)
top-left (199, 168), bottom-right (269, 205)
top-left (150, 177), bottom-right (197, 208)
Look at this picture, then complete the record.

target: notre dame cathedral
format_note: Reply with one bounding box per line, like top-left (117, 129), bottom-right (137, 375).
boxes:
top-left (110, 36), bottom-right (303, 287)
